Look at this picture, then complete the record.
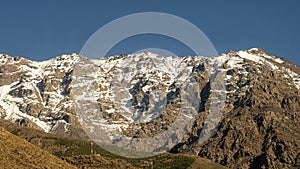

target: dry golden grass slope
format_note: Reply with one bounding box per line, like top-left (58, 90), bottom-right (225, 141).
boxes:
top-left (0, 126), bottom-right (76, 169)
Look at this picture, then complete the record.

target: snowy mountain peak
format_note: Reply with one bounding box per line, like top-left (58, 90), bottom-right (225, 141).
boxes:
top-left (0, 49), bottom-right (299, 138)
top-left (1, 49), bottom-right (299, 168)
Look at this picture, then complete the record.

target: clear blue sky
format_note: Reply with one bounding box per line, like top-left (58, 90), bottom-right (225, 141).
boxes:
top-left (0, 0), bottom-right (299, 65)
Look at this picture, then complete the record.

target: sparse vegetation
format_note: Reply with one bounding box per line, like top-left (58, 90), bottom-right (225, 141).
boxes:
top-left (0, 126), bottom-right (75, 169)
top-left (0, 119), bottom-right (226, 169)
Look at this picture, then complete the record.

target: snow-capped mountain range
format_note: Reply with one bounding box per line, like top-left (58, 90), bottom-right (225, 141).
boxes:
top-left (0, 48), bottom-right (298, 135)
top-left (0, 48), bottom-right (299, 168)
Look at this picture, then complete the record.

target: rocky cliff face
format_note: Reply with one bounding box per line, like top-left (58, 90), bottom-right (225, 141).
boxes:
top-left (0, 48), bottom-right (299, 168)
top-left (0, 53), bottom-right (87, 138)
top-left (173, 49), bottom-right (300, 169)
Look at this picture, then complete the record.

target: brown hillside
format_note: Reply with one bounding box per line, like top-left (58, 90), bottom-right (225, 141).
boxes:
top-left (0, 126), bottom-right (76, 169)
top-left (0, 119), bottom-right (227, 169)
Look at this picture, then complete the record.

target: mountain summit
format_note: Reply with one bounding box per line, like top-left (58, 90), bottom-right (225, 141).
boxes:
top-left (0, 48), bottom-right (299, 168)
